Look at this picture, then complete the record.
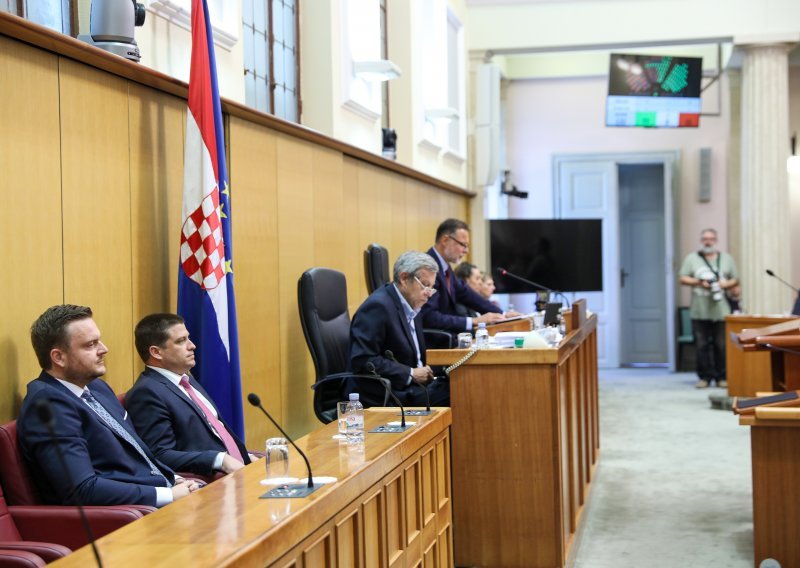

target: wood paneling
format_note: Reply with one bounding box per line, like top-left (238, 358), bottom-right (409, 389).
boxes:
top-left (228, 117), bottom-right (282, 447)
top-left (0, 37), bottom-right (62, 422)
top-left (59, 59), bottom-right (133, 395)
top-left (128, 83), bottom-right (185, 382)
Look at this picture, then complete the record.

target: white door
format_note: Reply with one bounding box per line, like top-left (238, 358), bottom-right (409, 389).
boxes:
top-left (556, 160), bottom-right (620, 368)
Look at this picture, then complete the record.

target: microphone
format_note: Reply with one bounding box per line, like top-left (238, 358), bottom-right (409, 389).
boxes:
top-left (497, 267), bottom-right (571, 308)
top-left (35, 398), bottom-right (103, 568)
top-left (386, 350), bottom-right (431, 413)
top-left (766, 269), bottom-right (800, 293)
top-left (247, 393), bottom-right (315, 489)
top-left (365, 362), bottom-right (407, 428)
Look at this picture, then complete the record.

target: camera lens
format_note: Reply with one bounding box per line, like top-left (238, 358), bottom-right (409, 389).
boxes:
top-left (134, 3), bottom-right (146, 26)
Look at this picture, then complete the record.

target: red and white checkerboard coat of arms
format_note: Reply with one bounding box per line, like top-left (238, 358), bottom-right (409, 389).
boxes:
top-left (180, 188), bottom-right (226, 290)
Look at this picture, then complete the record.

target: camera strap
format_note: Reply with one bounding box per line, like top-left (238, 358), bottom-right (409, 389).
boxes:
top-left (700, 252), bottom-right (721, 279)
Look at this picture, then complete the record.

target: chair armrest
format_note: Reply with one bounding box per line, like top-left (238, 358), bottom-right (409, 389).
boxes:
top-left (9, 505), bottom-right (151, 550)
top-left (0, 541), bottom-right (71, 563)
top-left (423, 329), bottom-right (454, 349)
top-left (0, 547), bottom-right (46, 567)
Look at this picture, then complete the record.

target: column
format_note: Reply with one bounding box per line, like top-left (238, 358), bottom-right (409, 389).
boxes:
top-left (739, 41), bottom-right (794, 314)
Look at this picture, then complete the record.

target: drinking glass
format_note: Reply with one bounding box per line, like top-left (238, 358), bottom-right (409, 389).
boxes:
top-left (337, 401), bottom-right (349, 436)
top-left (457, 332), bottom-right (473, 349)
top-left (265, 437), bottom-right (289, 479)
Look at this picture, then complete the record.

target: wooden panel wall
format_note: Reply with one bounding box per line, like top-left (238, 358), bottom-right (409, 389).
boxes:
top-left (0, 34), bottom-right (468, 445)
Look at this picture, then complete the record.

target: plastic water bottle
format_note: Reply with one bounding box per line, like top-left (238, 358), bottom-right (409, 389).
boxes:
top-left (475, 322), bottom-right (489, 348)
top-left (345, 393), bottom-right (364, 443)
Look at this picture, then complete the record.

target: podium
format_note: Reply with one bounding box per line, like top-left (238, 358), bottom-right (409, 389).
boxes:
top-left (726, 315), bottom-right (797, 396)
top-left (427, 300), bottom-right (598, 568)
top-left (731, 318), bottom-right (800, 394)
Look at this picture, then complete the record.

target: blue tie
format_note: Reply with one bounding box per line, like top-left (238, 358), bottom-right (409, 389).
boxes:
top-left (81, 390), bottom-right (171, 487)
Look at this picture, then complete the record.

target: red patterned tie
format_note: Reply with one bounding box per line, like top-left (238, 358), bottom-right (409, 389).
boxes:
top-left (180, 375), bottom-right (244, 463)
top-left (445, 268), bottom-right (452, 295)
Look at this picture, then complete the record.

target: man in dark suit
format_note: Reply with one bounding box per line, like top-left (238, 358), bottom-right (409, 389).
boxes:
top-left (125, 313), bottom-right (251, 477)
top-left (421, 219), bottom-right (516, 338)
top-left (17, 305), bottom-right (200, 507)
top-left (350, 251), bottom-right (450, 408)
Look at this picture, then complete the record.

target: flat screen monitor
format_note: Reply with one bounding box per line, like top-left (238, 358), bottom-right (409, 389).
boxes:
top-left (606, 53), bottom-right (702, 128)
top-left (489, 219), bottom-right (603, 293)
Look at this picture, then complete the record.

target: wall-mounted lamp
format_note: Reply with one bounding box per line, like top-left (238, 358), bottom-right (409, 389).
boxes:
top-left (789, 133), bottom-right (800, 175)
top-left (353, 60), bottom-right (402, 82)
top-left (424, 107), bottom-right (460, 123)
top-left (501, 170), bottom-right (528, 199)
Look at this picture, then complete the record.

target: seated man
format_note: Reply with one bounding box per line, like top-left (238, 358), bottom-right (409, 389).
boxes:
top-left (349, 251), bottom-right (450, 408)
top-left (422, 219), bottom-right (515, 338)
top-left (17, 305), bottom-right (199, 507)
top-left (125, 313), bottom-right (251, 477)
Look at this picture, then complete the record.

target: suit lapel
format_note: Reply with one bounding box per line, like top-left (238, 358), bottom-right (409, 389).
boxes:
top-left (146, 369), bottom-right (227, 441)
top-left (387, 285), bottom-right (417, 355)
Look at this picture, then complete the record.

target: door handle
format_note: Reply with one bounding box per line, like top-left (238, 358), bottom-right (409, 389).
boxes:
top-left (621, 268), bottom-right (630, 288)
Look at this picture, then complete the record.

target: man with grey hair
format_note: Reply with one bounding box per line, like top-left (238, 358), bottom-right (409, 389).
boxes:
top-left (349, 251), bottom-right (450, 407)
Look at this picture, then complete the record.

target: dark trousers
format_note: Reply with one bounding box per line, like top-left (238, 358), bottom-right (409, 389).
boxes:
top-left (692, 319), bottom-right (726, 382)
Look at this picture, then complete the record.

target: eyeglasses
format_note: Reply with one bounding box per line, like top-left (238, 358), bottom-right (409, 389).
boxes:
top-left (414, 276), bottom-right (438, 296)
top-left (448, 234), bottom-right (469, 250)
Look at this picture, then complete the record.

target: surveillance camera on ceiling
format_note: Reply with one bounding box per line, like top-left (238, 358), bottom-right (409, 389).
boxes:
top-left (78, 0), bottom-right (146, 63)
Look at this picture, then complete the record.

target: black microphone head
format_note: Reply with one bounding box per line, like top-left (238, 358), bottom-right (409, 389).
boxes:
top-left (34, 398), bottom-right (54, 427)
top-left (384, 350), bottom-right (395, 361)
top-left (247, 393), bottom-right (261, 407)
top-left (766, 269), bottom-right (775, 276)
top-left (365, 362), bottom-right (377, 374)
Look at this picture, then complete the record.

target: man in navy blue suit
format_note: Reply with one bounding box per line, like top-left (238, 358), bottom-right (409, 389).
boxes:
top-left (421, 219), bottom-right (516, 339)
top-left (17, 305), bottom-right (201, 507)
top-left (125, 313), bottom-right (251, 476)
top-left (350, 251), bottom-right (450, 408)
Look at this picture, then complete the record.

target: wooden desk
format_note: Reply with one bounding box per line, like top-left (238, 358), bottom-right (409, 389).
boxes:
top-left (428, 313), bottom-right (599, 567)
top-left (739, 412), bottom-right (800, 567)
top-left (486, 316), bottom-right (533, 336)
top-left (52, 409), bottom-right (453, 568)
top-left (726, 315), bottom-right (796, 397)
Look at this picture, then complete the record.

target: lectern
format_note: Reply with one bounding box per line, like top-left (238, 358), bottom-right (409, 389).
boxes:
top-left (732, 319), bottom-right (800, 393)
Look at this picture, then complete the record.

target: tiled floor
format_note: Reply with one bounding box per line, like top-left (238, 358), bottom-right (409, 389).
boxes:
top-left (571, 368), bottom-right (753, 568)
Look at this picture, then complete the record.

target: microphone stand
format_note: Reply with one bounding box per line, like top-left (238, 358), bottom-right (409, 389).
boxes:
top-left (247, 393), bottom-right (322, 497)
top-left (364, 362), bottom-right (408, 428)
top-left (497, 267), bottom-right (571, 308)
top-left (385, 350), bottom-right (431, 415)
top-left (35, 399), bottom-right (103, 568)
top-left (765, 269), bottom-right (800, 316)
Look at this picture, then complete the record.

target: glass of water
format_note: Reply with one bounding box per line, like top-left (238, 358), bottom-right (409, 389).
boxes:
top-left (337, 401), bottom-right (349, 436)
top-left (457, 332), bottom-right (473, 349)
top-left (265, 437), bottom-right (289, 479)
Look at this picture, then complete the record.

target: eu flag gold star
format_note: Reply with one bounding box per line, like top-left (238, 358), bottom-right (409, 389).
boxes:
top-left (225, 259), bottom-right (233, 274)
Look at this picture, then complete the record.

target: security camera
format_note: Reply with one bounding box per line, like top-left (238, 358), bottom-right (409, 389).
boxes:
top-left (500, 170), bottom-right (529, 199)
top-left (78, 0), bottom-right (146, 63)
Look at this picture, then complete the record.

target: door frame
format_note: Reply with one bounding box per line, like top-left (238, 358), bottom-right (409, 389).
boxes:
top-left (553, 150), bottom-right (680, 370)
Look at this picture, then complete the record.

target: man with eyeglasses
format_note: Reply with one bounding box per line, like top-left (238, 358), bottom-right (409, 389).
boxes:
top-left (421, 219), bottom-right (512, 342)
top-left (349, 251), bottom-right (450, 407)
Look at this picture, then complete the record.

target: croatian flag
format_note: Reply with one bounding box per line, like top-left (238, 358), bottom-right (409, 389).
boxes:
top-left (177, 0), bottom-right (244, 437)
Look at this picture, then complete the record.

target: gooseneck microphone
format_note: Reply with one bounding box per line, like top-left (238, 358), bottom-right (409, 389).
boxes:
top-left (35, 398), bottom-right (103, 568)
top-left (766, 269), bottom-right (800, 293)
top-left (365, 362), bottom-right (407, 428)
top-left (497, 267), bottom-right (571, 308)
top-left (385, 350), bottom-right (431, 413)
top-left (247, 393), bottom-right (314, 489)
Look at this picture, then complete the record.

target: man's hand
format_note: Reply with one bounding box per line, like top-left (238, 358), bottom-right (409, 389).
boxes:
top-left (411, 366), bottom-right (434, 386)
top-left (220, 453), bottom-right (245, 474)
top-left (503, 309), bottom-right (523, 318)
top-left (171, 478), bottom-right (203, 500)
top-left (474, 312), bottom-right (505, 325)
top-left (248, 453), bottom-right (262, 462)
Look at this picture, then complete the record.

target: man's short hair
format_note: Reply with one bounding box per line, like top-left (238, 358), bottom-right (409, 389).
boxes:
top-left (393, 251), bottom-right (439, 284)
top-left (701, 228), bottom-right (717, 237)
top-left (454, 262), bottom-right (476, 281)
top-left (134, 313), bottom-right (185, 362)
top-left (31, 305), bottom-right (93, 370)
top-left (435, 218), bottom-right (470, 243)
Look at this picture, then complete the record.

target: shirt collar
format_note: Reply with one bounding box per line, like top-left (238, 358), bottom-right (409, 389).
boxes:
top-left (393, 283), bottom-right (420, 321)
top-left (54, 377), bottom-right (88, 399)
top-left (431, 248), bottom-right (449, 274)
top-left (147, 365), bottom-right (185, 386)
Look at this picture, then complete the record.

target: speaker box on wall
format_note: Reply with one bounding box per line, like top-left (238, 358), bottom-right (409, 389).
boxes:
top-left (699, 147), bottom-right (712, 202)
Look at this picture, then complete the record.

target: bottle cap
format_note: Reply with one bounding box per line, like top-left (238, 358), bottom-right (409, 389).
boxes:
top-left (349, 393), bottom-right (359, 401)
top-left (478, 322), bottom-right (486, 328)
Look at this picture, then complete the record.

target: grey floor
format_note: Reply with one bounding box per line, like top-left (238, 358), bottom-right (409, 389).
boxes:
top-left (572, 368), bottom-right (754, 568)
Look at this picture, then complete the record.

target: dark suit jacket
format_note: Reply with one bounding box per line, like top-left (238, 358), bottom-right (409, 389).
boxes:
top-left (420, 247), bottom-right (502, 332)
top-left (17, 372), bottom-right (176, 507)
top-left (125, 368), bottom-right (250, 476)
top-left (349, 283), bottom-right (429, 406)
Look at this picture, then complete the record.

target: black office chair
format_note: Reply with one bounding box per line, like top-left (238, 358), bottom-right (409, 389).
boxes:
top-left (298, 268), bottom-right (390, 423)
top-left (364, 243), bottom-right (390, 294)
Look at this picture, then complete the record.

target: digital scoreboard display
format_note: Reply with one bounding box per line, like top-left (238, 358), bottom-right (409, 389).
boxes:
top-left (606, 53), bottom-right (702, 128)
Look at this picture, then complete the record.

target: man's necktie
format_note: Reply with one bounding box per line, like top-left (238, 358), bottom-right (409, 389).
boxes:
top-left (81, 390), bottom-right (171, 487)
top-left (444, 268), bottom-right (452, 295)
top-left (179, 376), bottom-right (244, 463)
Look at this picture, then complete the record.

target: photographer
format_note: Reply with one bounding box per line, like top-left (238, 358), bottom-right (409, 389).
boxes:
top-left (679, 228), bottom-right (739, 389)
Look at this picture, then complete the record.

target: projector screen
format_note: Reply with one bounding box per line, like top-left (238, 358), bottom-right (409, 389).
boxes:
top-left (490, 219), bottom-right (603, 293)
top-left (606, 53), bottom-right (702, 128)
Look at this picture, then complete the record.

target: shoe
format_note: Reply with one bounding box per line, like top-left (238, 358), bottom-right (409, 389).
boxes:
top-left (717, 380), bottom-right (727, 388)
top-left (695, 379), bottom-right (709, 389)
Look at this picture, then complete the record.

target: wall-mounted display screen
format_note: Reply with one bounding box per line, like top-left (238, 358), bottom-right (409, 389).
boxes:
top-left (606, 53), bottom-right (702, 128)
